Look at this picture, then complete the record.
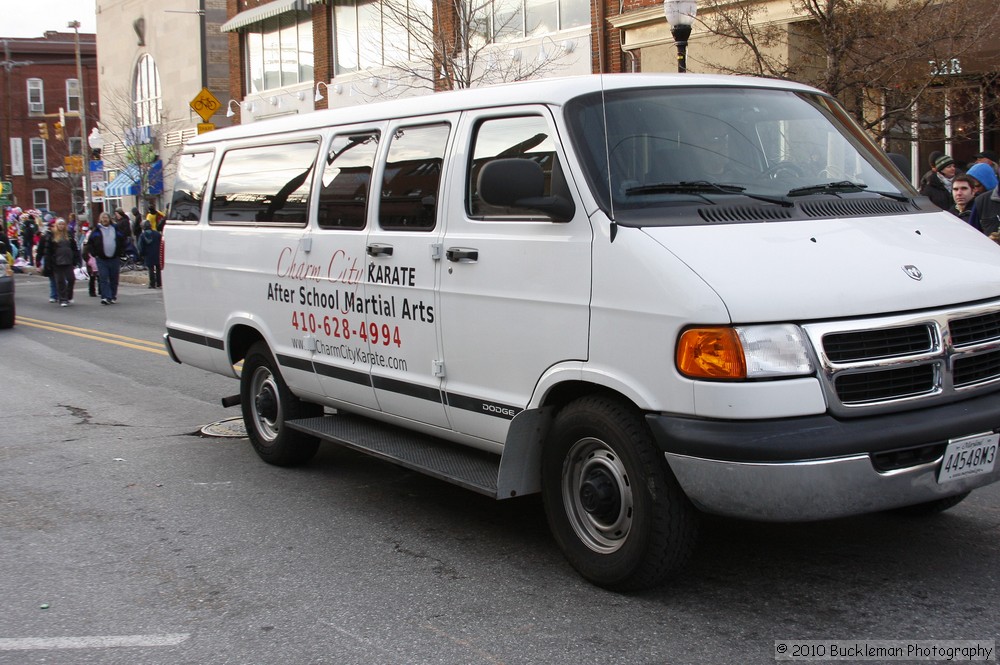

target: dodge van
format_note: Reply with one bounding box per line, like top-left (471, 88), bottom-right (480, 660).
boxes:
top-left (164, 74), bottom-right (1000, 590)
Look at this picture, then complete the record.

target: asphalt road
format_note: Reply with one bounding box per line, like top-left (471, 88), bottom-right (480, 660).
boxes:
top-left (2, 272), bottom-right (999, 665)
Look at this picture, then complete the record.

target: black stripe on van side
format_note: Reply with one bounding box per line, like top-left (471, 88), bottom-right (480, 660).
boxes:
top-left (264, 352), bottom-right (519, 421)
top-left (166, 327), bottom-right (225, 350)
top-left (445, 393), bottom-right (523, 420)
top-left (277, 354), bottom-right (314, 373)
top-left (372, 375), bottom-right (443, 404)
top-left (313, 361), bottom-right (372, 387)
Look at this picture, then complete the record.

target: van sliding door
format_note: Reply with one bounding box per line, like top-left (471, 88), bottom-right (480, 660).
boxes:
top-left (364, 119), bottom-right (454, 428)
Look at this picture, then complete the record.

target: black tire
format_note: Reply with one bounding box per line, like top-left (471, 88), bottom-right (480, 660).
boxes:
top-left (240, 341), bottom-right (321, 466)
top-left (542, 395), bottom-right (698, 591)
top-left (0, 304), bottom-right (14, 329)
top-left (891, 491), bottom-right (970, 517)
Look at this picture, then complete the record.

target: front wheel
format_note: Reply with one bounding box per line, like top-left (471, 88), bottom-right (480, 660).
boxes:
top-left (240, 341), bottom-right (321, 466)
top-left (542, 396), bottom-right (698, 591)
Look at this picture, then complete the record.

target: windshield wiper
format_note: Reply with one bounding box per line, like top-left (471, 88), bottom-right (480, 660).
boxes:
top-left (627, 180), bottom-right (792, 207)
top-left (868, 190), bottom-right (911, 202)
top-left (787, 181), bottom-right (867, 197)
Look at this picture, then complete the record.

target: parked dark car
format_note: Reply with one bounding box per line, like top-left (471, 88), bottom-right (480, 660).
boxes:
top-left (0, 260), bottom-right (14, 328)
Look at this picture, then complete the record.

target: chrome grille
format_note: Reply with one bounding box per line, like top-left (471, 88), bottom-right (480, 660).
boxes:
top-left (804, 300), bottom-right (1000, 416)
top-left (834, 364), bottom-right (936, 404)
top-left (823, 325), bottom-right (932, 362)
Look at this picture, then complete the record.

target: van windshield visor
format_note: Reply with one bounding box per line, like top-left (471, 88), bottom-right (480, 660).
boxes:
top-left (564, 86), bottom-right (912, 224)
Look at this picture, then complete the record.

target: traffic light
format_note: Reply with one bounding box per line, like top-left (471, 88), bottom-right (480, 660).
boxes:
top-left (37, 122), bottom-right (49, 140)
top-left (54, 122), bottom-right (63, 141)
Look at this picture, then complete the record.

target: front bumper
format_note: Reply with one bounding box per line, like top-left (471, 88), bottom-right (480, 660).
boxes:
top-left (647, 389), bottom-right (1000, 521)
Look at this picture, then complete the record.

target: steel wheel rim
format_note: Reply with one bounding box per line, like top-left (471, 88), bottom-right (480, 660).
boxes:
top-left (562, 437), bottom-right (633, 554)
top-left (250, 365), bottom-right (282, 443)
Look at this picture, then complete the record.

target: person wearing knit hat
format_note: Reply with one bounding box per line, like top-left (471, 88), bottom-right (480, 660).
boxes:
top-left (974, 149), bottom-right (1000, 183)
top-left (919, 153), bottom-right (958, 210)
top-left (966, 162), bottom-right (998, 193)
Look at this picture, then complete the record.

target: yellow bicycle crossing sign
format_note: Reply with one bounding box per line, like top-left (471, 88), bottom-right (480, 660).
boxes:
top-left (189, 87), bottom-right (222, 122)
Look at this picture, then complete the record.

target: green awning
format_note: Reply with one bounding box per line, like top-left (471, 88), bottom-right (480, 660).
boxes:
top-left (220, 0), bottom-right (308, 32)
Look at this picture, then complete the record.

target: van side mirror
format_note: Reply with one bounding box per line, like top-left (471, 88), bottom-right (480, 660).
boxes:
top-left (477, 158), bottom-right (575, 222)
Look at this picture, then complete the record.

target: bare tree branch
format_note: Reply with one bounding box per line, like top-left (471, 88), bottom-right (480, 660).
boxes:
top-left (696, 0), bottom-right (1000, 144)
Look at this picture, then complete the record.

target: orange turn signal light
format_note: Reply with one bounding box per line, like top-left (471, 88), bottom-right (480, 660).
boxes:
top-left (676, 327), bottom-right (747, 379)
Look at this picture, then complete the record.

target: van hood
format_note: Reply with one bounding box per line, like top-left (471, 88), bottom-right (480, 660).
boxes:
top-left (642, 212), bottom-right (1000, 322)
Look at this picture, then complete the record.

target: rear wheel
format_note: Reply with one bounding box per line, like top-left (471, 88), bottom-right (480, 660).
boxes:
top-left (542, 395), bottom-right (698, 591)
top-left (240, 341), bottom-right (321, 466)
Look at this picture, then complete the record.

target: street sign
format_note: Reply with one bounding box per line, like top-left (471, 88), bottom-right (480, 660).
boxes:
top-left (0, 181), bottom-right (11, 205)
top-left (190, 87), bottom-right (222, 122)
top-left (198, 122), bottom-right (215, 134)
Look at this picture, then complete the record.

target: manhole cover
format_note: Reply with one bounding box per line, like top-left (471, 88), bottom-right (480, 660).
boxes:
top-left (201, 417), bottom-right (247, 438)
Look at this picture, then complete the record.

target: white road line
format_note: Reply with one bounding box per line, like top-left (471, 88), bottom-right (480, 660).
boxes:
top-left (0, 633), bottom-right (190, 651)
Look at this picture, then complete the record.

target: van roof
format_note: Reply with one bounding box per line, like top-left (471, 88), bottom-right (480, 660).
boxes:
top-left (188, 73), bottom-right (821, 146)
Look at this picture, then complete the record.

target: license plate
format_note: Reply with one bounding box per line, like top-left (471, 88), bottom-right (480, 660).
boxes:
top-left (938, 433), bottom-right (999, 484)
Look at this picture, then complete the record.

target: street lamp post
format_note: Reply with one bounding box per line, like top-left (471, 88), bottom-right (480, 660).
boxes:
top-left (88, 128), bottom-right (104, 215)
top-left (68, 20), bottom-right (90, 220)
top-left (664, 0), bottom-right (697, 73)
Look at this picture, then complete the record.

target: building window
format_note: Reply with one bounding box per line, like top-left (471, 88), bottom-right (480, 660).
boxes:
top-left (332, 0), bottom-right (430, 75)
top-left (490, 0), bottom-right (587, 41)
top-left (68, 137), bottom-right (83, 156)
top-left (30, 138), bottom-right (47, 175)
top-left (245, 11), bottom-right (313, 93)
top-left (66, 78), bottom-right (81, 113)
top-left (134, 54), bottom-right (162, 128)
top-left (33, 189), bottom-right (50, 209)
top-left (27, 78), bottom-right (44, 113)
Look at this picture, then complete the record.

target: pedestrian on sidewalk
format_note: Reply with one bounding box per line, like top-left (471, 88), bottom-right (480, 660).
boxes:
top-left (46, 218), bottom-right (80, 306)
top-left (87, 211), bottom-right (125, 305)
top-left (135, 220), bottom-right (162, 289)
top-left (34, 219), bottom-right (59, 302)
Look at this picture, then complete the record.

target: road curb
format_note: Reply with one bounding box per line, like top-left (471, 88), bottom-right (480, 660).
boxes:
top-left (16, 265), bottom-right (150, 286)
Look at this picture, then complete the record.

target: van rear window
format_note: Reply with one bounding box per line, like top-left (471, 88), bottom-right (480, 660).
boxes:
top-left (168, 151), bottom-right (214, 223)
top-left (209, 141), bottom-right (318, 226)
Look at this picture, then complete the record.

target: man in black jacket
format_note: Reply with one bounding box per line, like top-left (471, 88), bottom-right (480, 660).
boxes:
top-left (87, 211), bottom-right (125, 304)
top-left (970, 183), bottom-right (1000, 237)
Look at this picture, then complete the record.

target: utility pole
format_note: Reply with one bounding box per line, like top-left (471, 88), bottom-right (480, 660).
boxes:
top-left (69, 20), bottom-right (90, 222)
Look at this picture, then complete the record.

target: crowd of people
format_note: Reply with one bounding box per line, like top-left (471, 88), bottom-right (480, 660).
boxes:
top-left (918, 149), bottom-right (1000, 240)
top-left (0, 203), bottom-right (164, 307)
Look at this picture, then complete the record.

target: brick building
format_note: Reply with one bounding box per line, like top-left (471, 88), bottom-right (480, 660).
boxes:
top-left (0, 31), bottom-right (98, 216)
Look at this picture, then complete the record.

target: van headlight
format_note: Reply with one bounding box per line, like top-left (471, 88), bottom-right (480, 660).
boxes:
top-left (676, 324), bottom-right (814, 380)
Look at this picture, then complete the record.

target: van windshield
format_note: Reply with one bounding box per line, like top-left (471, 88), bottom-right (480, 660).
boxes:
top-left (564, 86), bottom-right (914, 224)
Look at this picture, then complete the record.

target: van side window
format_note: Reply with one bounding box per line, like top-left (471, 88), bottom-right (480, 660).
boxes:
top-left (468, 116), bottom-right (561, 219)
top-left (317, 132), bottom-right (379, 230)
top-left (210, 141), bottom-right (318, 226)
top-left (378, 124), bottom-right (449, 231)
top-left (168, 151), bottom-right (214, 223)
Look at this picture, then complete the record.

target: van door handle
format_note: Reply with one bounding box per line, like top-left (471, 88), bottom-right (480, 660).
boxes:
top-left (446, 247), bottom-right (479, 263)
top-left (367, 244), bottom-right (393, 257)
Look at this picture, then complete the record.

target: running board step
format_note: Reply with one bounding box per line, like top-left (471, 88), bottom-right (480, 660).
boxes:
top-left (287, 414), bottom-right (501, 497)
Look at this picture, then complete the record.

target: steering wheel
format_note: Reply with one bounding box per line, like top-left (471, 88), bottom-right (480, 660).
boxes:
top-left (764, 161), bottom-right (805, 179)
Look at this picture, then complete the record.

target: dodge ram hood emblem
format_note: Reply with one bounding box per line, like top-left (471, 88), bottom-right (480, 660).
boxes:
top-left (903, 265), bottom-right (923, 281)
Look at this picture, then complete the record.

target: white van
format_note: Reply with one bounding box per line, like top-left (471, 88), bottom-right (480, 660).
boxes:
top-left (164, 74), bottom-right (1000, 590)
